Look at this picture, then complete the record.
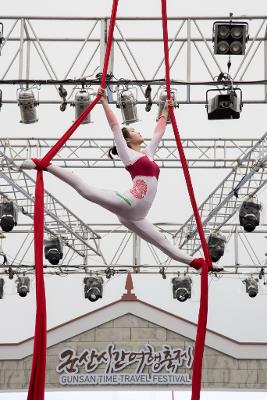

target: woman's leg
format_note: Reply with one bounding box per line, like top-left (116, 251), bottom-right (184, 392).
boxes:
top-left (46, 165), bottom-right (129, 216)
top-left (119, 217), bottom-right (193, 265)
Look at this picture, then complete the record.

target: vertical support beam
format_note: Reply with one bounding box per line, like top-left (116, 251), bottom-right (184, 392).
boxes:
top-left (234, 225), bottom-right (239, 273)
top-left (19, 18), bottom-right (24, 87)
top-left (186, 19), bottom-right (191, 103)
top-left (264, 24), bottom-right (267, 99)
top-left (100, 18), bottom-right (114, 101)
top-left (132, 233), bottom-right (141, 273)
top-left (25, 23), bottom-right (31, 86)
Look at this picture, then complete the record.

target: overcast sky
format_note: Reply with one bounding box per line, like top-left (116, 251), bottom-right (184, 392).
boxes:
top-left (1, 0), bottom-right (267, 398)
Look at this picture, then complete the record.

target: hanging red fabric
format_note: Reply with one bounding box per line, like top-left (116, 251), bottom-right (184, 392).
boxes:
top-left (27, 1), bottom-right (119, 399)
top-left (160, 1), bottom-right (212, 400)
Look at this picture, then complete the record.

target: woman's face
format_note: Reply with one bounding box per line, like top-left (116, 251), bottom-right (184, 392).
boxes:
top-left (126, 127), bottom-right (144, 145)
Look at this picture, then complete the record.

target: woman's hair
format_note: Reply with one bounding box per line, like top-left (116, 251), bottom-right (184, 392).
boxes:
top-left (108, 127), bottom-right (131, 159)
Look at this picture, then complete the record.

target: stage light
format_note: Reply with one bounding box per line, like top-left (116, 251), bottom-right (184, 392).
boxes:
top-left (207, 232), bottom-right (226, 262)
top-left (84, 276), bottom-right (104, 302)
top-left (73, 89), bottom-right (91, 124)
top-left (213, 21), bottom-right (248, 55)
top-left (117, 88), bottom-right (138, 125)
top-left (44, 237), bottom-right (63, 265)
top-left (157, 88), bottom-right (176, 123)
top-left (18, 89), bottom-right (38, 124)
top-left (206, 88), bottom-right (242, 120)
top-left (16, 276), bottom-right (30, 297)
top-left (172, 276), bottom-right (192, 302)
top-left (0, 200), bottom-right (18, 232)
top-left (239, 199), bottom-right (261, 232)
top-left (243, 277), bottom-right (258, 298)
top-left (0, 278), bottom-right (4, 299)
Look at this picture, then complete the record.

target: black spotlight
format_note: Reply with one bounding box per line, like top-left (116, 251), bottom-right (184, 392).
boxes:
top-left (239, 200), bottom-right (261, 232)
top-left (0, 278), bottom-right (4, 299)
top-left (206, 88), bottom-right (242, 120)
top-left (84, 276), bottom-right (104, 302)
top-left (208, 232), bottom-right (226, 263)
top-left (243, 277), bottom-right (258, 298)
top-left (172, 276), bottom-right (192, 302)
top-left (44, 237), bottom-right (63, 265)
top-left (213, 21), bottom-right (248, 55)
top-left (0, 200), bottom-right (18, 232)
top-left (16, 276), bottom-right (30, 297)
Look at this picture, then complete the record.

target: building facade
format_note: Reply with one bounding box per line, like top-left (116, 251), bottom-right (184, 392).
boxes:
top-left (1, 274), bottom-right (267, 391)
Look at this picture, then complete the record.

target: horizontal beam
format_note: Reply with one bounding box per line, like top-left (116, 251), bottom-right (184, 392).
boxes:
top-left (1, 15), bottom-right (267, 20)
top-left (1, 137), bottom-right (262, 169)
top-left (0, 79), bottom-right (267, 86)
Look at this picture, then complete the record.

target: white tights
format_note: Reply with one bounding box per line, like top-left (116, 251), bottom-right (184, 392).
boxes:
top-left (47, 165), bottom-right (193, 265)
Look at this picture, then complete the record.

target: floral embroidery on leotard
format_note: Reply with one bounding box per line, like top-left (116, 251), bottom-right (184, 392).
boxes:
top-left (130, 179), bottom-right (148, 199)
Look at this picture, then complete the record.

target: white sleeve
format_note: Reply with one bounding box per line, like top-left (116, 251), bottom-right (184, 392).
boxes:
top-left (104, 106), bottom-right (141, 166)
top-left (144, 116), bottom-right (167, 158)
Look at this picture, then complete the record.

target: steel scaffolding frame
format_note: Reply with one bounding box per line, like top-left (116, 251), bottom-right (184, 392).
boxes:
top-left (0, 137), bottom-right (262, 169)
top-left (0, 15), bottom-right (267, 104)
top-left (171, 131), bottom-right (267, 256)
top-left (0, 15), bottom-right (267, 276)
top-left (0, 150), bottom-right (106, 264)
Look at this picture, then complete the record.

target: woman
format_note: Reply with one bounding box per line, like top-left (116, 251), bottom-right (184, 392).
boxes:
top-left (20, 88), bottom-right (207, 271)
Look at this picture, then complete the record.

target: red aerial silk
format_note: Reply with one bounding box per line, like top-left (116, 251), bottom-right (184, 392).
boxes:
top-left (160, 1), bottom-right (212, 399)
top-left (27, 1), bottom-right (119, 399)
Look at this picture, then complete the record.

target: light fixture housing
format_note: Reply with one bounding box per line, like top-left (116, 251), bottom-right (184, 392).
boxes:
top-left (16, 276), bottom-right (30, 297)
top-left (157, 88), bottom-right (176, 124)
top-left (84, 276), bottom-right (104, 302)
top-left (0, 278), bottom-right (4, 299)
top-left (0, 200), bottom-right (18, 232)
top-left (44, 237), bottom-right (63, 265)
top-left (243, 277), bottom-right (258, 298)
top-left (239, 200), bottom-right (261, 232)
top-left (117, 88), bottom-right (138, 125)
top-left (73, 89), bottom-right (92, 124)
top-left (208, 232), bottom-right (226, 262)
top-left (18, 89), bottom-right (38, 124)
top-left (172, 276), bottom-right (192, 302)
top-left (206, 88), bottom-right (242, 120)
top-left (213, 21), bottom-right (248, 55)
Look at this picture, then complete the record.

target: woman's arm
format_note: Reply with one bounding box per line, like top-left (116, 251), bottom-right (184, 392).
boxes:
top-left (98, 88), bottom-right (134, 166)
top-left (145, 99), bottom-right (172, 158)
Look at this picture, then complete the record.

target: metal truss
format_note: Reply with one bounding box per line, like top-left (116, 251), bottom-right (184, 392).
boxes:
top-left (0, 137), bottom-right (262, 169)
top-left (0, 150), bottom-right (106, 264)
top-left (171, 131), bottom-right (267, 255)
top-left (0, 15), bottom-right (267, 105)
top-left (1, 221), bottom-right (267, 275)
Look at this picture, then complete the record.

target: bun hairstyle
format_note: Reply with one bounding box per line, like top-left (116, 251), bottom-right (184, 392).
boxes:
top-left (108, 127), bottom-right (131, 159)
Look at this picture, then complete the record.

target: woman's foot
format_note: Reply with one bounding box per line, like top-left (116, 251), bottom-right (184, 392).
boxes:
top-left (19, 159), bottom-right (36, 170)
top-left (190, 258), bottom-right (224, 273)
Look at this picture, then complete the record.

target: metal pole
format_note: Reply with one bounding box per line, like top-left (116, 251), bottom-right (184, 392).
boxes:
top-left (100, 18), bottom-right (114, 76)
top-left (234, 225), bottom-right (239, 266)
top-left (18, 18), bottom-right (24, 88)
top-left (264, 24), bottom-right (267, 99)
top-left (133, 233), bottom-right (141, 273)
top-left (187, 19), bottom-right (191, 103)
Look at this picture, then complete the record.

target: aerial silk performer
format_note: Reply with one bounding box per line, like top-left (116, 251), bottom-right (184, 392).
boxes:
top-left (20, 89), bottom-right (205, 270)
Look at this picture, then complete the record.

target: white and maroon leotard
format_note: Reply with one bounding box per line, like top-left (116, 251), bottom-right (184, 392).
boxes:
top-left (44, 106), bottom-right (193, 265)
top-left (105, 106), bottom-right (167, 221)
